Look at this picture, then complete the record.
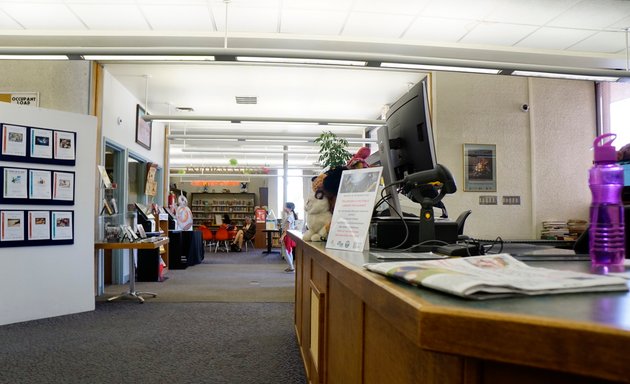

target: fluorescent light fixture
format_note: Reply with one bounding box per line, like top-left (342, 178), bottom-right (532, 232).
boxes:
top-left (381, 62), bottom-right (500, 74)
top-left (511, 70), bottom-right (619, 82)
top-left (0, 55), bottom-right (69, 60)
top-left (147, 114), bottom-right (384, 126)
top-left (181, 148), bottom-right (320, 154)
top-left (82, 55), bottom-right (215, 61)
top-left (236, 56), bottom-right (367, 66)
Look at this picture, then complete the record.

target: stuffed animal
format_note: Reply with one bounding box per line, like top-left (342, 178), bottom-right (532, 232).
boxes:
top-left (303, 191), bottom-right (333, 242)
top-left (346, 146), bottom-right (371, 169)
top-left (176, 195), bottom-right (193, 231)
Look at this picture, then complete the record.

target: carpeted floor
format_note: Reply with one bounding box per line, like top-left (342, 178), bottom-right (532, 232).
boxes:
top-left (101, 247), bottom-right (294, 303)
top-left (1, 245), bottom-right (307, 384)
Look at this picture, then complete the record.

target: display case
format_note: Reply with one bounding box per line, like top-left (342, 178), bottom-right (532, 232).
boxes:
top-left (189, 192), bottom-right (256, 228)
top-left (96, 212), bottom-right (137, 243)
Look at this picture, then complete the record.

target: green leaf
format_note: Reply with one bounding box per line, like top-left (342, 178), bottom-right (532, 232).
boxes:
top-left (315, 131), bottom-right (352, 169)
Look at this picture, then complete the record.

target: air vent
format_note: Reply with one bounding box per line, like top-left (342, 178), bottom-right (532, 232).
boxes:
top-left (235, 96), bottom-right (257, 104)
top-left (176, 106), bottom-right (194, 112)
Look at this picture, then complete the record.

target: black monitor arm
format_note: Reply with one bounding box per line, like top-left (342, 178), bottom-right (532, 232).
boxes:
top-left (401, 164), bottom-right (457, 248)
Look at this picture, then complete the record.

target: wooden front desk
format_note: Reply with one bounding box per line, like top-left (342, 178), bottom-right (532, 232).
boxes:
top-left (288, 231), bottom-right (630, 384)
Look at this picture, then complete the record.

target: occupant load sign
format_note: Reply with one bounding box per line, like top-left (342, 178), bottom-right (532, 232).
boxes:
top-left (0, 92), bottom-right (39, 106)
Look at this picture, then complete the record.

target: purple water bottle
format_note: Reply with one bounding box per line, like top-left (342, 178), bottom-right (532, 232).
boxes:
top-left (589, 133), bottom-right (625, 274)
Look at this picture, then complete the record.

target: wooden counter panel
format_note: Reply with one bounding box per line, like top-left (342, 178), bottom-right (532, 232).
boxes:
top-left (421, 306), bottom-right (630, 383)
top-left (302, 241), bottom-right (424, 345)
top-left (326, 275), bottom-right (363, 383)
top-left (290, 234), bottom-right (630, 383)
top-left (479, 360), bottom-right (617, 384)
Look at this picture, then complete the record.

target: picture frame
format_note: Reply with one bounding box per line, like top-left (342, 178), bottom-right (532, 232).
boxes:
top-left (135, 104), bottom-right (152, 150)
top-left (463, 143), bottom-right (497, 192)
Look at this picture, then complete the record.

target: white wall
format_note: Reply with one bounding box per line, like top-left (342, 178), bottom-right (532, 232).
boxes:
top-left (0, 60), bottom-right (91, 114)
top-left (101, 69), bottom-right (165, 168)
top-left (0, 103), bottom-right (97, 326)
top-left (433, 72), bottom-right (593, 240)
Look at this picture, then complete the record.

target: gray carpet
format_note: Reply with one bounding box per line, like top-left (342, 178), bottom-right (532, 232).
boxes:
top-left (1, 246), bottom-right (306, 384)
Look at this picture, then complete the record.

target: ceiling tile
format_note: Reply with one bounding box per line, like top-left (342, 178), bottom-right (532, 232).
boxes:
top-left (352, 0), bottom-right (429, 15)
top-left (69, 4), bottom-right (149, 31)
top-left (515, 27), bottom-right (596, 50)
top-left (342, 12), bottom-right (414, 38)
top-left (403, 17), bottom-right (477, 42)
top-left (484, 0), bottom-right (577, 25)
top-left (1, 3), bottom-right (85, 29)
top-left (0, 11), bottom-right (22, 29)
top-left (422, 0), bottom-right (501, 20)
top-left (609, 13), bottom-right (630, 29)
top-left (135, 0), bottom-right (208, 3)
top-left (281, 9), bottom-right (346, 35)
top-left (548, 0), bottom-right (630, 29)
top-left (283, 0), bottom-right (354, 11)
top-left (213, 5), bottom-right (278, 33)
top-left (141, 5), bottom-right (213, 31)
top-left (567, 30), bottom-right (627, 54)
top-left (460, 22), bottom-right (538, 46)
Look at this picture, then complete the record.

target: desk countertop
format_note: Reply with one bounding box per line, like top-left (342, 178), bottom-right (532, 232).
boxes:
top-left (289, 231), bottom-right (630, 383)
top-left (94, 237), bottom-right (169, 250)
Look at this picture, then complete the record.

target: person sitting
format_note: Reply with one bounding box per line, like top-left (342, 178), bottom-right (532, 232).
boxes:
top-left (220, 214), bottom-right (235, 231)
top-left (231, 216), bottom-right (256, 252)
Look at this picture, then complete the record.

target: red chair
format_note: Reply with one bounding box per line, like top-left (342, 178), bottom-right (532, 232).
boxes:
top-left (214, 227), bottom-right (231, 252)
top-left (198, 225), bottom-right (214, 249)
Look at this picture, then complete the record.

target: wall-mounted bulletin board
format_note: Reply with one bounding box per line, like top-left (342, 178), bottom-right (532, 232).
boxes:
top-left (0, 123), bottom-right (76, 166)
top-left (0, 121), bottom-right (77, 247)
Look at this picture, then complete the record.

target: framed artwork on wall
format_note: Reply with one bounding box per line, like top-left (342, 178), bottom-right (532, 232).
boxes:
top-left (135, 104), bottom-right (152, 150)
top-left (463, 143), bottom-right (496, 192)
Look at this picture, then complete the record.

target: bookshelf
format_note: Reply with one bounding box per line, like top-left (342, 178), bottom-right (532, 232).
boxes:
top-left (189, 192), bottom-right (256, 228)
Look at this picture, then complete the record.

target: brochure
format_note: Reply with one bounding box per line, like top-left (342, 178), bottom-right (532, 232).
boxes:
top-left (364, 254), bottom-right (628, 300)
top-left (326, 167), bottom-right (382, 252)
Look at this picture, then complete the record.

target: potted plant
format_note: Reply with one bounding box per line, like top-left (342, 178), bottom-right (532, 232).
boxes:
top-left (314, 131), bottom-right (352, 169)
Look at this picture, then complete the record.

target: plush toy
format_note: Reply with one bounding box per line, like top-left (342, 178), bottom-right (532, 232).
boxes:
top-left (346, 146), bottom-right (371, 169)
top-left (303, 191), bottom-right (333, 242)
top-left (176, 195), bottom-right (193, 231)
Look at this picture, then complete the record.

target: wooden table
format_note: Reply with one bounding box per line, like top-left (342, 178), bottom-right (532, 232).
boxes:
top-left (95, 237), bottom-right (169, 303)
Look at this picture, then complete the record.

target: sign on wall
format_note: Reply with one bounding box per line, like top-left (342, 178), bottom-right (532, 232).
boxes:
top-left (0, 92), bottom-right (39, 107)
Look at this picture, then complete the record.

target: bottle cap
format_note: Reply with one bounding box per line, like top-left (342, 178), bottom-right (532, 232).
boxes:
top-left (593, 133), bottom-right (617, 163)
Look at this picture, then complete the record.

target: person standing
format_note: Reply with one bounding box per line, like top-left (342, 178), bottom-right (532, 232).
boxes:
top-left (280, 202), bottom-right (297, 272)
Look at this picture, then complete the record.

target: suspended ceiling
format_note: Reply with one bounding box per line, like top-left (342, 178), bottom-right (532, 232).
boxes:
top-left (1, 0), bottom-right (629, 170)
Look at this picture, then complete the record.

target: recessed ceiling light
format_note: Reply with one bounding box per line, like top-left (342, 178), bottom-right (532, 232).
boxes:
top-left (81, 55), bottom-right (215, 61)
top-left (381, 62), bottom-right (500, 74)
top-left (0, 55), bottom-right (69, 60)
top-left (511, 70), bottom-right (619, 82)
top-left (236, 56), bottom-right (367, 66)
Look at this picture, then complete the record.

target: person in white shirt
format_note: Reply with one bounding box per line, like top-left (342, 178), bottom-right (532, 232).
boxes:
top-left (280, 202), bottom-right (297, 272)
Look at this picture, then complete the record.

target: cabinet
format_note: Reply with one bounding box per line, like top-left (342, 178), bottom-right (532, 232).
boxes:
top-left (189, 192), bottom-right (256, 228)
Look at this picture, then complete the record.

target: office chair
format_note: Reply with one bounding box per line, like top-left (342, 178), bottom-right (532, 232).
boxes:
top-left (244, 238), bottom-right (255, 251)
top-left (455, 210), bottom-right (472, 240)
top-left (214, 227), bottom-right (231, 252)
top-left (198, 225), bottom-right (214, 249)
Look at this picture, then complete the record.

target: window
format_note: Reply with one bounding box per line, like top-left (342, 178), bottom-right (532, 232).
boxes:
top-left (601, 83), bottom-right (630, 147)
top-left (277, 169), bottom-right (304, 219)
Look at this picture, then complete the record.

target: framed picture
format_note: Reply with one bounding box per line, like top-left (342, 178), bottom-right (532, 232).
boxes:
top-left (463, 144), bottom-right (496, 192)
top-left (135, 104), bottom-right (152, 150)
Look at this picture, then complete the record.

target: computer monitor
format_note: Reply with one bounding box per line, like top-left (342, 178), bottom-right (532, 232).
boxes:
top-left (376, 78), bottom-right (438, 215)
top-left (386, 78), bottom-right (437, 182)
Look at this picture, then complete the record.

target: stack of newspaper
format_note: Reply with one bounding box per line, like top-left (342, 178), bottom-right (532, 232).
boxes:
top-left (364, 254), bottom-right (628, 300)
